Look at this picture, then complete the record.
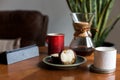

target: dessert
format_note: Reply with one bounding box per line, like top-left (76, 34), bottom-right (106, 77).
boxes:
top-left (50, 49), bottom-right (76, 65)
top-left (51, 53), bottom-right (61, 64)
top-left (60, 49), bottom-right (76, 65)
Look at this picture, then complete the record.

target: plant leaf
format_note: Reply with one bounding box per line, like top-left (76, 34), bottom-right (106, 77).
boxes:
top-left (93, 0), bottom-right (114, 45)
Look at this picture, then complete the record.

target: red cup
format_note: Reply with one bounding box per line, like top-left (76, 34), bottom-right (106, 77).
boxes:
top-left (47, 33), bottom-right (64, 55)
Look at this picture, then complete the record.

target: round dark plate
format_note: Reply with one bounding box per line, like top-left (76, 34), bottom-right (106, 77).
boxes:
top-left (42, 55), bottom-right (87, 69)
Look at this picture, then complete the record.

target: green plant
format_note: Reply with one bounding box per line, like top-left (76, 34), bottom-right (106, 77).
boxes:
top-left (66, 0), bottom-right (120, 47)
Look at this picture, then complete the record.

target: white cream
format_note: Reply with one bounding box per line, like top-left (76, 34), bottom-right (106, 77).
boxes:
top-left (61, 49), bottom-right (76, 64)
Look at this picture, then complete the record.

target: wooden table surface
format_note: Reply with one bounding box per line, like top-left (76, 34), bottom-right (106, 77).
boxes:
top-left (0, 46), bottom-right (120, 80)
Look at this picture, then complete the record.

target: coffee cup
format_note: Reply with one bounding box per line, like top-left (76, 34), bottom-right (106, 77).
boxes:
top-left (46, 33), bottom-right (64, 55)
top-left (90, 47), bottom-right (117, 73)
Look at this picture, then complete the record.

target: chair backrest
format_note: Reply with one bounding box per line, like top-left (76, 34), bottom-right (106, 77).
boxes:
top-left (0, 10), bottom-right (48, 47)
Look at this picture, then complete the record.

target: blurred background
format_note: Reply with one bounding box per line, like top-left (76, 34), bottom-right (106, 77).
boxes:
top-left (0, 0), bottom-right (120, 51)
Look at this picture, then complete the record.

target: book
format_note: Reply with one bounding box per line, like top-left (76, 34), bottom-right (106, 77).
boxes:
top-left (0, 44), bottom-right (39, 64)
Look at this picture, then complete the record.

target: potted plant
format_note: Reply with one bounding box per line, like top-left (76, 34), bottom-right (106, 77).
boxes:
top-left (66, 0), bottom-right (120, 47)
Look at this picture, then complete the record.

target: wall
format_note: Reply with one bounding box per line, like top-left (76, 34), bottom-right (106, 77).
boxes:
top-left (0, 0), bottom-right (120, 51)
top-left (106, 0), bottom-right (120, 52)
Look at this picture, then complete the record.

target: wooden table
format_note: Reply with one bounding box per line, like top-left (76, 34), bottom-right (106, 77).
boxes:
top-left (0, 46), bottom-right (120, 80)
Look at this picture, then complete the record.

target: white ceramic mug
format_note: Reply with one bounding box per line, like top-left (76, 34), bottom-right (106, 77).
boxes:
top-left (94, 47), bottom-right (117, 71)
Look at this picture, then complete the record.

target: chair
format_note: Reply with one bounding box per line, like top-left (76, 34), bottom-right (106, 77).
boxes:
top-left (0, 10), bottom-right (48, 48)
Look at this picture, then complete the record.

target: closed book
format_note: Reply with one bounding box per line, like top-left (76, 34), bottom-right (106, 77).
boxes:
top-left (0, 44), bottom-right (39, 64)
